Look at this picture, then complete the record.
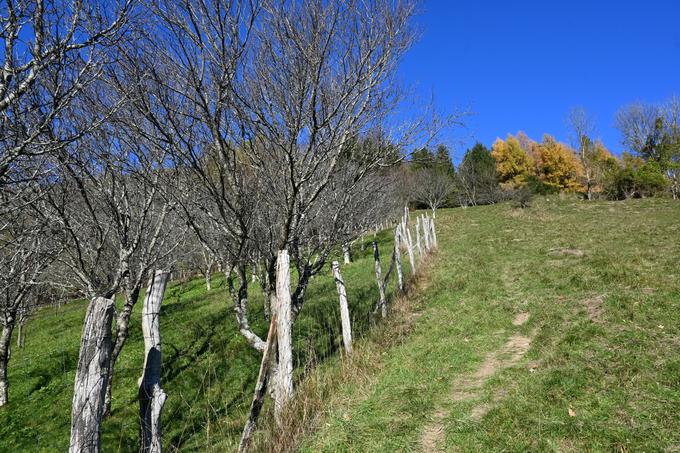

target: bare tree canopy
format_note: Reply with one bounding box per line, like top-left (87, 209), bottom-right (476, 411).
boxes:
top-left (0, 0), bottom-right (134, 188)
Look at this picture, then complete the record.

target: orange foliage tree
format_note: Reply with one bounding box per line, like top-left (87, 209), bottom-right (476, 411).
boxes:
top-left (531, 134), bottom-right (584, 192)
top-left (491, 134), bottom-right (534, 189)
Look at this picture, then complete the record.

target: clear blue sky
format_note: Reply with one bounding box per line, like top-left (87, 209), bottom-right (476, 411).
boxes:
top-left (399, 0), bottom-right (680, 162)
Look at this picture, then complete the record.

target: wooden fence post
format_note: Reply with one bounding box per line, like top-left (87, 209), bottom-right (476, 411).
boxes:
top-left (238, 316), bottom-right (278, 453)
top-left (332, 261), bottom-right (353, 355)
top-left (416, 220), bottom-right (423, 258)
top-left (430, 217), bottom-right (438, 248)
top-left (342, 242), bottom-right (351, 264)
top-left (372, 241), bottom-right (387, 318)
top-left (139, 270), bottom-right (170, 453)
top-left (423, 216), bottom-right (431, 251)
top-left (394, 227), bottom-right (404, 292)
top-left (274, 250), bottom-right (293, 424)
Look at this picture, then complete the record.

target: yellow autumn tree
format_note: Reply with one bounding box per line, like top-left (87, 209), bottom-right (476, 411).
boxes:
top-left (491, 134), bottom-right (534, 189)
top-left (532, 134), bottom-right (583, 192)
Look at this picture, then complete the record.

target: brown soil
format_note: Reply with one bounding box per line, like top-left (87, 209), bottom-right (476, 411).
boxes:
top-left (583, 295), bottom-right (604, 323)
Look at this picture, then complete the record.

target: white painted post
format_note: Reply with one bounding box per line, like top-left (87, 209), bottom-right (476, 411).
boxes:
top-left (332, 261), bottom-right (352, 354)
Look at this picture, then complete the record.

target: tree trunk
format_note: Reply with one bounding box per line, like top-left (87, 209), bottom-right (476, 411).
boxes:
top-left (238, 316), bottom-right (277, 453)
top-left (139, 271), bottom-right (170, 453)
top-left (205, 270), bottom-right (212, 291)
top-left (372, 241), bottom-right (387, 318)
top-left (360, 233), bottom-right (365, 251)
top-left (0, 323), bottom-right (14, 407)
top-left (342, 242), bottom-right (351, 264)
top-left (394, 227), bottom-right (404, 293)
top-left (274, 250), bottom-right (293, 424)
top-left (332, 261), bottom-right (352, 355)
top-left (69, 297), bottom-right (115, 453)
top-left (104, 286), bottom-right (141, 417)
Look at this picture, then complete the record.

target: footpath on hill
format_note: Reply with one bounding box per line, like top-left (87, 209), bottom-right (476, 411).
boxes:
top-left (298, 198), bottom-right (680, 452)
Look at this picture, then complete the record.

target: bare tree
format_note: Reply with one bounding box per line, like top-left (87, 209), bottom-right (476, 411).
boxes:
top-left (0, 0), bottom-right (134, 190)
top-left (568, 107), bottom-right (598, 199)
top-left (616, 97), bottom-right (680, 198)
top-left (411, 168), bottom-right (455, 217)
top-left (0, 190), bottom-right (56, 406)
top-left (615, 102), bottom-right (661, 158)
top-left (35, 82), bottom-right (180, 447)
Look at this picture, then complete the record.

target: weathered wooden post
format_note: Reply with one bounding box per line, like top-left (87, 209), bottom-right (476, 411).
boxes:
top-left (69, 297), bottom-right (115, 453)
top-left (342, 242), bottom-right (351, 264)
top-left (274, 250), bottom-right (293, 424)
top-left (332, 261), bottom-right (353, 354)
top-left (372, 241), bottom-right (387, 318)
top-left (238, 317), bottom-right (278, 453)
top-left (430, 217), bottom-right (438, 248)
top-left (404, 225), bottom-right (416, 271)
top-left (416, 220), bottom-right (423, 257)
top-left (394, 227), bottom-right (404, 292)
top-left (139, 270), bottom-right (170, 453)
top-left (423, 216), bottom-right (431, 251)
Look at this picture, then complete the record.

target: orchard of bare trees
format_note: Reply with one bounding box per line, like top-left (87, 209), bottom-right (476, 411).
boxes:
top-left (0, 0), bottom-right (453, 451)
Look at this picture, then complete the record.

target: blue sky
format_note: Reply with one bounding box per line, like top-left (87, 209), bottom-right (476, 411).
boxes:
top-left (399, 0), bottom-right (680, 162)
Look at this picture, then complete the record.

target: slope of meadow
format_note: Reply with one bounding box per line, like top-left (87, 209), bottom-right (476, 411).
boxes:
top-left (2, 198), bottom-right (679, 452)
top-left (302, 197), bottom-right (680, 452)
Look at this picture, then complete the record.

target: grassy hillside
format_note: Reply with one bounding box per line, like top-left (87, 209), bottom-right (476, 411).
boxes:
top-left (0, 229), bottom-right (408, 452)
top-left (302, 197), bottom-right (680, 452)
top-left (2, 198), bottom-right (679, 452)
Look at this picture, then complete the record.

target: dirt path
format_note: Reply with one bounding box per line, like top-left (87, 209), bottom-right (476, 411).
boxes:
top-left (420, 313), bottom-right (532, 452)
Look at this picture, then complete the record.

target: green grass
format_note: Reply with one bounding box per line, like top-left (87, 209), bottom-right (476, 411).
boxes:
top-left (3, 198), bottom-right (679, 452)
top-left (0, 229), bottom-right (408, 452)
top-left (302, 197), bottom-right (680, 452)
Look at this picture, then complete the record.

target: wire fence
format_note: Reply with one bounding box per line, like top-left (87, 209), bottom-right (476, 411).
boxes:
top-left (0, 213), bottom-right (437, 452)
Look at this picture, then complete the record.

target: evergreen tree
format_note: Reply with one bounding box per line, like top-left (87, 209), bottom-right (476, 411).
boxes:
top-left (410, 147), bottom-right (434, 170)
top-left (434, 144), bottom-right (455, 175)
top-left (456, 143), bottom-right (500, 205)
